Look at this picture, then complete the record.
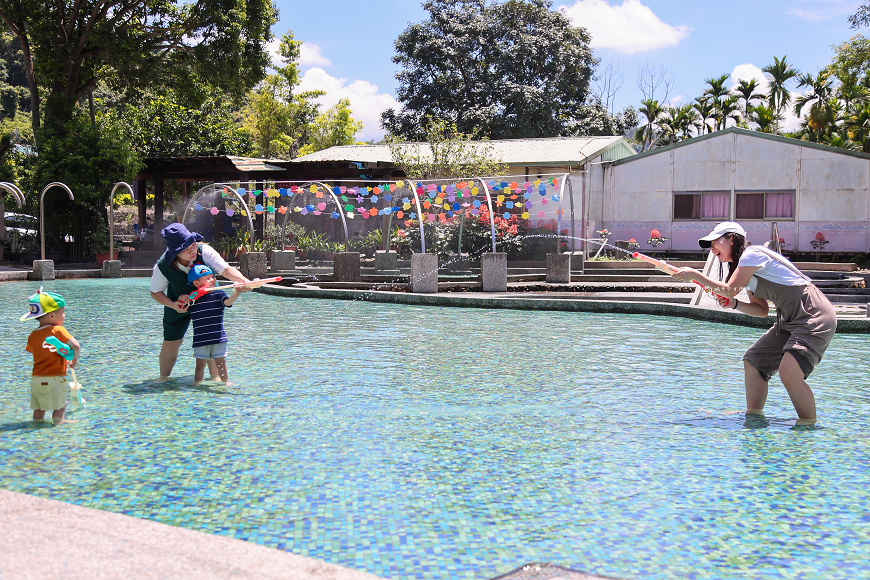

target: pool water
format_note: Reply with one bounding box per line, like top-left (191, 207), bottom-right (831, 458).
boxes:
top-left (1, 278), bottom-right (869, 580)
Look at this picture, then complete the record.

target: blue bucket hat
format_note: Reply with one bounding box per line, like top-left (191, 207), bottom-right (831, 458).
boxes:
top-left (161, 223), bottom-right (203, 263)
top-left (188, 264), bottom-right (214, 283)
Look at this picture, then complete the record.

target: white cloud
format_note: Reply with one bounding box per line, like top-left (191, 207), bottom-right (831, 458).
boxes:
top-left (560, 0), bottom-right (690, 54)
top-left (299, 43), bottom-right (332, 68)
top-left (296, 68), bottom-right (399, 141)
top-left (729, 63), bottom-right (802, 131)
top-left (266, 39), bottom-right (332, 68)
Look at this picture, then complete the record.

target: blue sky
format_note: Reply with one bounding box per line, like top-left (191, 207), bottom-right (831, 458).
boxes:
top-left (272, 0), bottom-right (865, 140)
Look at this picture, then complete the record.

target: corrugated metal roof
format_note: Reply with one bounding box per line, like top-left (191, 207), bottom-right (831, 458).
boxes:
top-left (291, 136), bottom-right (634, 166)
top-left (609, 126), bottom-right (870, 166)
top-left (226, 156), bottom-right (287, 172)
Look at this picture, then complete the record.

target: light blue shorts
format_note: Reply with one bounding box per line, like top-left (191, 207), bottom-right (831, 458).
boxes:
top-left (193, 342), bottom-right (228, 360)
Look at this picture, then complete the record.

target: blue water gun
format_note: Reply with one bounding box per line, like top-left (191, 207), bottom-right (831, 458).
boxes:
top-left (44, 336), bottom-right (84, 407)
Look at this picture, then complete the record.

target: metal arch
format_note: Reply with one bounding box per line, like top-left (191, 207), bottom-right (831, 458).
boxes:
top-left (0, 182), bottom-right (25, 208)
top-left (108, 182), bottom-right (134, 259)
top-left (182, 183), bottom-right (255, 241)
top-left (566, 175), bottom-right (576, 254)
top-left (39, 182), bottom-right (74, 261)
top-left (555, 173), bottom-right (570, 254)
top-left (476, 178), bottom-right (498, 253)
top-left (279, 181), bottom-right (349, 248)
top-left (409, 181), bottom-right (426, 254)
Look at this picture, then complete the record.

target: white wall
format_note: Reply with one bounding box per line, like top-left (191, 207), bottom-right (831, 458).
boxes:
top-left (595, 131), bottom-right (870, 254)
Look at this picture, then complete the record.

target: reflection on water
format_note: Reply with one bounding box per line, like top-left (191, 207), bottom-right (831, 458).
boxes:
top-left (0, 278), bottom-right (868, 580)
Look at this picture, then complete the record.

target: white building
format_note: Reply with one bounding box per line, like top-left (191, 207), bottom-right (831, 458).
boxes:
top-left (588, 127), bottom-right (870, 255)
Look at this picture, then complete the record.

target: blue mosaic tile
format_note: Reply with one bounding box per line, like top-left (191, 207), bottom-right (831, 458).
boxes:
top-left (0, 279), bottom-right (869, 579)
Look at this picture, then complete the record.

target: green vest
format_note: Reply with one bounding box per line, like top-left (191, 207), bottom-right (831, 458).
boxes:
top-left (156, 246), bottom-right (203, 331)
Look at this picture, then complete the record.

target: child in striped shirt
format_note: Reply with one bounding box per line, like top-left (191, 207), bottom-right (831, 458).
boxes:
top-left (187, 265), bottom-right (244, 383)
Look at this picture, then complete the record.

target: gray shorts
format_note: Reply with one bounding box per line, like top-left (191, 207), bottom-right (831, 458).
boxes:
top-left (193, 342), bottom-right (228, 360)
top-left (743, 283), bottom-right (836, 381)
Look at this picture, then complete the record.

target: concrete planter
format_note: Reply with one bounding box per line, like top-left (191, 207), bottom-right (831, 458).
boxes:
top-left (239, 252), bottom-right (267, 280)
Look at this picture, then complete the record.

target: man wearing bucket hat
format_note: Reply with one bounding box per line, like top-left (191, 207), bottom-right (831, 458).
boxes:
top-left (149, 223), bottom-right (250, 379)
top-left (22, 288), bottom-right (81, 424)
top-left (670, 221), bottom-right (836, 426)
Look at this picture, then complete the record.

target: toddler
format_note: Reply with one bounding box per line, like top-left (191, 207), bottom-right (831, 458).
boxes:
top-left (187, 265), bottom-right (243, 382)
top-left (22, 288), bottom-right (80, 424)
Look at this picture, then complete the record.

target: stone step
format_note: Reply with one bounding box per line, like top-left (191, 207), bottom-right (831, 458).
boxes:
top-left (823, 294), bottom-right (870, 303)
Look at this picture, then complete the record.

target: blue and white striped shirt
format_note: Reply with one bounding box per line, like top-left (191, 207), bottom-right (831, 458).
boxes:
top-left (189, 291), bottom-right (231, 347)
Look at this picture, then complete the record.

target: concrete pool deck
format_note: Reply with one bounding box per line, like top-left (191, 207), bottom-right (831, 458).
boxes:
top-left (0, 488), bottom-right (386, 580)
top-left (0, 490), bottom-right (614, 580)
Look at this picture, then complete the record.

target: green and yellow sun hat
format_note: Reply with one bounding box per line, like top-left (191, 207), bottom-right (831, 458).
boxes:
top-left (20, 287), bottom-right (66, 321)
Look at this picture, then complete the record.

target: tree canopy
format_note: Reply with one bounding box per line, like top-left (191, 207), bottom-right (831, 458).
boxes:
top-left (298, 99), bottom-right (364, 156)
top-left (0, 0), bottom-right (277, 136)
top-left (381, 0), bottom-right (599, 140)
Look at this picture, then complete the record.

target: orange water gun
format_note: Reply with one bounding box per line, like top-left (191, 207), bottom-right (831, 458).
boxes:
top-left (632, 252), bottom-right (727, 300)
top-left (185, 276), bottom-right (283, 302)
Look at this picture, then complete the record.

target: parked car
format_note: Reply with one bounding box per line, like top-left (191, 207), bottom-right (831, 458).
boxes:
top-left (4, 212), bottom-right (38, 253)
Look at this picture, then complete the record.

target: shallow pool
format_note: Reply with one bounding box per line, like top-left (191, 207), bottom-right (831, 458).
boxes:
top-left (1, 278), bottom-right (869, 580)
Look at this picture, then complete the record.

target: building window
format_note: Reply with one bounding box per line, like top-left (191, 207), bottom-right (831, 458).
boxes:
top-left (673, 192), bottom-right (729, 220)
top-left (736, 192), bottom-right (795, 220)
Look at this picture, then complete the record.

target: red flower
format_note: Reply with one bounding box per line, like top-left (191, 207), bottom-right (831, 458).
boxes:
top-left (650, 229), bottom-right (661, 239)
top-left (629, 238), bottom-right (637, 243)
top-left (815, 232), bottom-right (826, 242)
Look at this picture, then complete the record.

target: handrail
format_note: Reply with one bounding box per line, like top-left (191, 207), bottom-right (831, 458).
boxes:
top-left (108, 182), bottom-right (134, 259)
top-left (39, 182), bottom-right (74, 261)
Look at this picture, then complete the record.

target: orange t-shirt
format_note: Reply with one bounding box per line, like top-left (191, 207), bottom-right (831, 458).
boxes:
top-left (26, 325), bottom-right (74, 377)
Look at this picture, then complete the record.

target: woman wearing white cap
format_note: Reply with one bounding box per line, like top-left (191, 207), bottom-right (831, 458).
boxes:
top-left (672, 222), bottom-right (836, 425)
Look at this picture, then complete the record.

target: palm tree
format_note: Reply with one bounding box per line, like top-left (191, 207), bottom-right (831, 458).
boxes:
top-left (703, 74), bottom-right (731, 129)
top-left (735, 79), bottom-right (765, 117)
top-left (637, 98), bottom-right (664, 151)
top-left (692, 96), bottom-right (715, 134)
top-left (845, 103), bottom-right (870, 152)
top-left (673, 104), bottom-right (699, 140)
top-left (718, 95), bottom-right (742, 130)
top-left (746, 104), bottom-right (780, 133)
top-left (763, 56), bottom-right (801, 133)
top-left (794, 71), bottom-right (834, 142)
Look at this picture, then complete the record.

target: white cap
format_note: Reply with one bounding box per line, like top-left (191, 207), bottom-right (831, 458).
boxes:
top-left (698, 221), bottom-right (747, 248)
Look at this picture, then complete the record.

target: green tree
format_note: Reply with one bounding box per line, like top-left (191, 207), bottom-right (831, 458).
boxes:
top-left (0, 0), bottom-right (276, 137)
top-left (692, 96), bottom-right (715, 134)
top-left (111, 95), bottom-right (252, 158)
top-left (381, 0), bottom-right (597, 140)
top-left (746, 104), bottom-right (780, 133)
top-left (657, 104), bottom-right (698, 144)
top-left (794, 71), bottom-right (835, 143)
top-left (735, 79), bottom-right (765, 117)
top-left (298, 99), bottom-right (364, 156)
top-left (386, 117), bottom-right (508, 180)
top-left (849, 2), bottom-right (870, 28)
top-left (703, 73), bottom-right (739, 130)
top-left (763, 56), bottom-right (801, 133)
top-left (567, 98), bottom-right (638, 137)
top-left (636, 98), bottom-right (664, 151)
top-left (242, 31), bottom-right (323, 159)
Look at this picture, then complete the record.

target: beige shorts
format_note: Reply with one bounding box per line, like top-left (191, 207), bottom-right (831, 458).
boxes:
top-left (30, 375), bottom-right (69, 411)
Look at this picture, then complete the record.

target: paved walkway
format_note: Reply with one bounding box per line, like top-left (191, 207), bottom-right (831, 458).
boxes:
top-left (0, 489), bottom-right (386, 580)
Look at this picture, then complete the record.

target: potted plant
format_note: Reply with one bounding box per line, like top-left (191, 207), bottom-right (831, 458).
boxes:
top-left (810, 232), bottom-right (829, 262)
top-left (647, 229), bottom-right (669, 259)
top-left (89, 225), bottom-right (118, 266)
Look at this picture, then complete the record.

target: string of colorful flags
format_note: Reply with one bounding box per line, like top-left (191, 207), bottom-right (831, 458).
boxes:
top-left (192, 177), bottom-right (563, 222)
